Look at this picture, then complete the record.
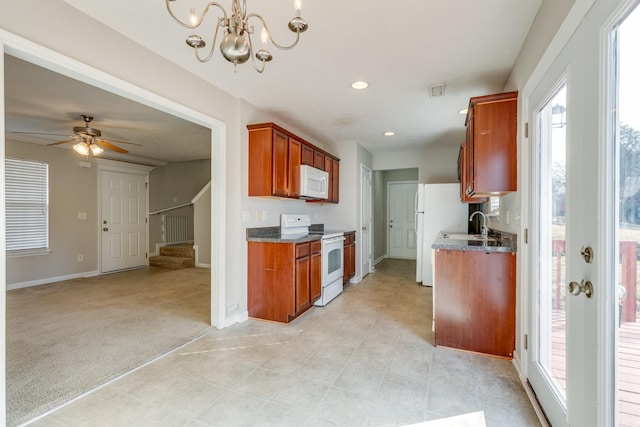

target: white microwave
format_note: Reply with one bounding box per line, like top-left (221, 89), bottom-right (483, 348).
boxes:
top-left (300, 165), bottom-right (329, 199)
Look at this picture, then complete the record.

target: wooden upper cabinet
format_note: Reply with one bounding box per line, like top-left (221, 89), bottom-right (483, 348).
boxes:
top-left (330, 158), bottom-right (340, 203)
top-left (464, 91), bottom-right (518, 197)
top-left (272, 130), bottom-right (289, 197)
top-left (288, 137), bottom-right (301, 198)
top-left (458, 143), bottom-right (487, 203)
top-left (301, 144), bottom-right (314, 166)
top-left (314, 151), bottom-right (325, 169)
top-left (247, 122), bottom-right (340, 203)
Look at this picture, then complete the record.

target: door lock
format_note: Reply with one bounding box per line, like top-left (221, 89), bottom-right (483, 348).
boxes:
top-left (103, 227), bottom-right (109, 232)
top-left (581, 246), bottom-right (594, 263)
top-left (568, 280), bottom-right (594, 298)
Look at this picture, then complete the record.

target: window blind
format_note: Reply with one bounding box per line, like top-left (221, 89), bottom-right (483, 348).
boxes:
top-left (6, 158), bottom-right (49, 252)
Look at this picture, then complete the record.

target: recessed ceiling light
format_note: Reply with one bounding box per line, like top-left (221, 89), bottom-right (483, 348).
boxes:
top-left (352, 81), bottom-right (368, 90)
top-left (458, 108), bottom-right (468, 115)
top-left (384, 131), bottom-right (395, 137)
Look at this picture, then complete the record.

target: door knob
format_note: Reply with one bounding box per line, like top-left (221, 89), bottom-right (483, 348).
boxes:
top-left (568, 280), bottom-right (594, 298)
top-left (103, 227), bottom-right (109, 232)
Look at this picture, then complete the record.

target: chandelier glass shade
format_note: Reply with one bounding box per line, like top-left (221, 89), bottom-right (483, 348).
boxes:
top-left (165, 0), bottom-right (308, 73)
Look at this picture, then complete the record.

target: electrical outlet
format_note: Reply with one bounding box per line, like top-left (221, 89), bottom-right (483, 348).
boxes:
top-left (77, 254), bottom-right (84, 262)
top-left (262, 210), bottom-right (268, 221)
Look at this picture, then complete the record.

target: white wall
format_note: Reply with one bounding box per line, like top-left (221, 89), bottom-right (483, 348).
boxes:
top-left (149, 160), bottom-right (211, 251)
top-left (6, 140), bottom-right (99, 286)
top-left (193, 184), bottom-right (211, 267)
top-left (373, 145), bottom-right (459, 184)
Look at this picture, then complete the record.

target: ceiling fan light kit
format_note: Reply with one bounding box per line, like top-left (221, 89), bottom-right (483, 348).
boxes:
top-left (12, 114), bottom-right (141, 157)
top-left (165, 0), bottom-right (308, 73)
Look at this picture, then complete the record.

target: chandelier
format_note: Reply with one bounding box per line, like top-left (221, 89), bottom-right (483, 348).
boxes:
top-left (165, 0), bottom-right (308, 73)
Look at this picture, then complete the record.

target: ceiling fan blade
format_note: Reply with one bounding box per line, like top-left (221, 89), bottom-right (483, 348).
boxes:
top-left (97, 137), bottom-right (142, 146)
top-left (95, 140), bottom-right (128, 153)
top-left (11, 131), bottom-right (73, 137)
top-left (47, 139), bottom-right (77, 146)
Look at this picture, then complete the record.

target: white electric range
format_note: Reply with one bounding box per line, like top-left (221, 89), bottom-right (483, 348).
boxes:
top-left (281, 214), bottom-right (345, 306)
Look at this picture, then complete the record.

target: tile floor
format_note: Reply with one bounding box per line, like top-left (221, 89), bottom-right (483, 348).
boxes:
top-left (28, 259), bottom-right (540, 427)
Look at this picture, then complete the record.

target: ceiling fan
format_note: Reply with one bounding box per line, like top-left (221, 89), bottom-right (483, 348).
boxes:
top-left (12, 114), bottom-right (141, 156)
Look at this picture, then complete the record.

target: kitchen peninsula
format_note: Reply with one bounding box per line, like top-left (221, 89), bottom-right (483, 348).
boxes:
top-left (432, 231), bottom-right (517, 358)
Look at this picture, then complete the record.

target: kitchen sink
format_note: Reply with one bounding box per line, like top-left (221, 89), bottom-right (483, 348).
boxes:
top-left (441, 233), bottom-right (497, 242)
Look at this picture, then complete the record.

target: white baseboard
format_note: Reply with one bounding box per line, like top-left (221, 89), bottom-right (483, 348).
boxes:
top-left (8, 270), bottom-right (100, 290)
top-left (195, 263), bottom-right (211, 268)
top-left (224, 310), bottom-right (249, 328)
top-left (374, 255), bottom-right (386, 265)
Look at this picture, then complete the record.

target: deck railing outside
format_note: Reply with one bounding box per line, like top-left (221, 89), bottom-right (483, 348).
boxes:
top-left (552, 239), bottom-right (640, 425)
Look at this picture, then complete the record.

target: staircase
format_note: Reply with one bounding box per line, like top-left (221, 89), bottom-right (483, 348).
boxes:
top-left (149, 244), bottom-right (195, 269)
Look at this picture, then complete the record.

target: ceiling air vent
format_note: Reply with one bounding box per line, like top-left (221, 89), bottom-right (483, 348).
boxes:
top-left (428, 83), bottom-right (446, 97)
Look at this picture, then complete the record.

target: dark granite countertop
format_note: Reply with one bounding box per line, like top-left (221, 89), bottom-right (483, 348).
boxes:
top-left (432, 230), bottom-right (517, 253)
top-left (246, 225), bottom-right (356, 243)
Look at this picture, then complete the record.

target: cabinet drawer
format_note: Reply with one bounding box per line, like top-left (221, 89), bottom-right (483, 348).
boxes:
top-left (296, 243), bottom-right (310, 258)
top-left (344, 233), bottom-right (355, 245)
top-left (310, 240), bottom-right (321, 254)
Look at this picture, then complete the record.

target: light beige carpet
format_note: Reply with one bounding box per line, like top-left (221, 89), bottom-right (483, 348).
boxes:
top-left (6, 267), bottom-right (213, 427)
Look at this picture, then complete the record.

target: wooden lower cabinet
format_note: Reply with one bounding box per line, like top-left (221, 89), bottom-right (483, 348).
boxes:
top-left (434, 249), bottom-right (516, 358)
top-left (343, 232), bottom-right (356, 284)
top-left (248, 240), bottom-right (321, 323)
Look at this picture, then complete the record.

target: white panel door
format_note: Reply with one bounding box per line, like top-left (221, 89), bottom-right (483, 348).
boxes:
top-left (388, 182), bottom-right (417, 259)
top-left (101, 171), bottom-right (147, 272)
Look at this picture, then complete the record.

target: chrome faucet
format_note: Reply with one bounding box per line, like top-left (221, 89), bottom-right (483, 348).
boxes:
top-left (469, 211), bottom-right (489, 238)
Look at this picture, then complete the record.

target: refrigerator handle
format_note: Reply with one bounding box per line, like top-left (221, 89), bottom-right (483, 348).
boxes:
top-left (414, 213), bottom-right (419, 234)
top-left (414, 190), bottom-right (419, 213)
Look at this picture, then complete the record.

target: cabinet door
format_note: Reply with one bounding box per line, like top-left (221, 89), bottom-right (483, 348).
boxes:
top-left (434, 250), bottom-right (516, 358)
top-left (310, 251), bottom-right (321, 302)
top-left (314, 151), bottom-right (325, 169)
top-left (323, 156), bottom-right (332, 202)
top-left (465, 92), bottom-right (518, 196)
top-left (465, 112), bottom-right (475, 197)
top-left (272, 129), bottom-right (289, 197)
top-left (295, 255), bottom-right (311, 315)
top-left (301, 144), bottom-right (314, 166)
top-left (343, 240), bottom-right (350, 284)
top-left (459, 143), bottom-right (487, 203)
top-left (473, 99), bottom-right (517, 194)
top-left (348, 242), bottom-right (356, 277)
top-left (288, 138), bottom-right (301, 198)
top-left (331, 159), bottom-right (340, 203)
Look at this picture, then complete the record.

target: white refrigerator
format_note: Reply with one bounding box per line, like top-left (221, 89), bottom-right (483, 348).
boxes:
top-left (415, 183), bottom-right (469, 286)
